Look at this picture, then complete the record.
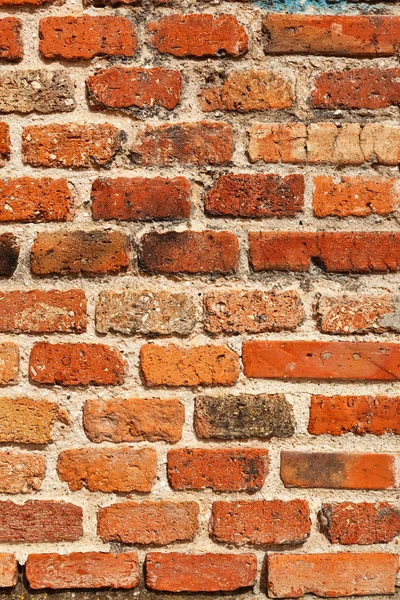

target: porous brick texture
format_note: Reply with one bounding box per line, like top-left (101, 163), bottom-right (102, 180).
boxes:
top-left (0, 1), bottom-right (400, 599)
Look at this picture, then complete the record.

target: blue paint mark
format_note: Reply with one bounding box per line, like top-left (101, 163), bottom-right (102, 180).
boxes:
top-left (255, 0), bottom-right (387, 13)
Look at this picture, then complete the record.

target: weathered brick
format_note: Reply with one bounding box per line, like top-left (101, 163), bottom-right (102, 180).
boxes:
top-left (146, 553), bottom-right (257, 592)
top-left (22, 124), bottom-right (121, 168)
top-left (0, 343), bottom-right (18, 384)
top-left (0, 71), bottom-right (75, 114)
top-left (0, 451), bottom-right (45, 493)
top-left (309, 395), bottom-right (400, 436)
top-left (141, 343), bottom-right (240, 386)
top-left (243, 340), bottom-right (400, 381)
top-left (281, 451), bottom-right (400, 489)
top-left (168, 448), bottom-right (268, 492)
top-left (29, 342), bottom-right (126, 386)
top-left (84, 397), bottom-right (184, 443)
top-left (95, 290), bottom-right (195, 335)
top-left (199, 70), bottom-right (293, 111)
top-left (203, 290), bottom-right (304, 334)
top-left (91, 176), bottom-right (191, 221)
top-left (0, 123), bottom-right (10, 166)
top-left (319, 502), bottom-right (400, 545)
top-left (312, 68), bottom-right (400, 110)
top-left (313, 176), bottom-right (399, 217)
top-left (0, 290), bottom-right (86, 333)
top-left (132, 122), bottom-right (233, 166)
top-left (26, 553), bottom-right (139, 590)
top-left (148, 14), bottom-right (248, 58)
top-left (263, 15), bottom-right (400, 56)
top-left (0, 234), bottom-right (19, 276)
top-left (0, 19), bottom-right (22, 61)
top-left (205, 174), bottom-right (304, 218)
top-left (0, 178), bottom-right (73, 223)
top-left (248, 122), bottom-right (400, 165)
top-left (194, 394), bottom-right (295, 439)
top-left (31, 231), bottom-right (129, 276)
top-left (0, 555), bottom-right (17, 588)
top-left (0, 397), bottom-right (69, 444)
top-left (249, 232), bottom-right (400, 273)
top-left (39, 16), bottom-right (136, 60)
top-left (267, 553), bottom-right (398, 598)
top-left (0, 500), bottom-right (82, 542)
top-left (139, 231), bottom-right (238, 275)
top-left (87, 67), bottom-right (182, 112)
top-left (98, 501), bottom-right (199, 544)
top-left (210, 499), bottom-right (310, 545)
top-left (57, 447), bottom-right (157, 492)
top-left (314, 293), bottom-right (400, 334)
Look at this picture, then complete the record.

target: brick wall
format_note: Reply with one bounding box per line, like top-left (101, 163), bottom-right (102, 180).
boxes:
top-left (0, 0), bottom-right (399, 598)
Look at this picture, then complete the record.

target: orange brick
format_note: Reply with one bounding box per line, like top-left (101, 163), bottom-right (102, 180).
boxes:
top-left (0, 397), bottom-right (69, 444)
top-left (0, 555), bottom-right (17, 588)
top-left (0, 178), bottom-right (73, 222)
top-left (0, 18), bottom-right (22, 61)
top-left (0, 123), bottom-right (10, 165)
top-left (0, 451), bottom-right (45, 493)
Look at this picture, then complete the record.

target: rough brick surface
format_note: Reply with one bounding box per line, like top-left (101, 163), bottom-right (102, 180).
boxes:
top-left (26, 553), bottom-right (139, 590)
top-left (168, 448), bottom-right (269, 491)
top-left (0, 19), bottom-right (22, 61)
top-left (0, 397), bottom-right (68, 444)
top-left (146, 553), bottom-right (257, 592)
top-left (57, 447), bottom-right (157, 492)
top-left (0, 500), bottom-right (83, 542)
top-left (91, 177), bottom-right (191, 221)
top-left (148, 14), bottom-right (248, 58)
top-left (0, 555), bottom-right (17, 588)
top-left (210, 499), bottom-right (310, 545)
top-left (0, 234), bottom-right (19, 277)
top-left (0, 71), bottom-right (75, 114)
top-left (84, 397), bottom-right (184, 443)
top-left (98, 501), bottom-right (199, 544)
top-left (0, 123), bottom-right (10, 166)
top-left (0, 343), bottom-right (18, 384)
top-left (0, 178), bottom-right (73, 223)
top-left (0, 451), bottom-right (45, 493)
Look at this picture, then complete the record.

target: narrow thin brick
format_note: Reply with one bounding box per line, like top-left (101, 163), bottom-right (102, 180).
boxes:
top-left (0, 178), bottom-right (73, 223)
top-left (0, 123), bottom-right (10, 166)
top-left (0, 71), bottom-right (75, 114)
top-left (0, 234), bottom-right (19, 277)
top-left (0, 397), bottom-right (69, 444)
top-left (0, 343), bottom-right (18, 384)
top-left (0, 19), bottom-right (23, 61)
top-left (0, 555), bottom-right (17, 588)
top-left (0, 451), bottom-right (45, 493)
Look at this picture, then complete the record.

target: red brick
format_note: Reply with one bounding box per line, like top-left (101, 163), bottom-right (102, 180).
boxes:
top-left (210, 499), bottom-right (310, 545)
top-left (0, 178), bottom-right (73, 222)
top-left (26, 553), bottom-right (139, 590)
top-left (39, 16), bottom-right (136, 60)
top-left (205, 174), bottom-right (304, 217)
top-left (0, 343), bottom-right (18, 384)
top-left (0, 71), bottom-right (75, 113)
top-left (0, 290), bottom-right (86, 333)
top-left (0, 397), bottom-right (69, 444)
top-left (139, 231), bottom-right (238, 274)
top-left (57, 447), bottom-right (157, 492)
top-left (148, 14), bottom-right (248, 58)
top-left (0, 500), bottom-right (82, 542)
top-left (0, 555), bottom-right (17, 588)
top-left (168, 448), bottom-right (268, 492)
top-left (141, 343), bottom-right (240, 386)
top-left (0, 19), bottom-right (22, 61)
top-left (91, 177), bottom-right (191, 221)
top-left (249, 232), bottom-right (400, 273)
top-left (309, 395), bottom-right (400, 436)
top-left (98, 500), bottom-right (199, 544)
top-left (199, 69), bottom-right (293, 111)
top-left (243, 340), bottom-right (400, 381)
top-left (0, 235), bottom-right (19, 277)
top-left (263, 15), bottom-right (400, 56)
top-left (22, 124), bottom-right (121, 168)
top-left (87, 67), bottom-right (181, 111)
top-left (84, 397), bottom-right (184, 443)
top-left (280, 451), bottom-right (399, 490)
top-left (204, 290), bottom-right (304, 334)
top-left (314, 293), bottom-right (400, 334)
top-left (312, 68), bottom-right (400, 109)
top-left (0, 451), bottom-right (45, 493)
top-left (146, 552), bottom-right (257, 592)
top-left (31, 231), bottom-right (129, 276)
top-left (313, 176), bottom-right (398, 217)
top-left (29, 342), bottom-right (126, 386)
top-left (319, 502), bottom-right (400, 545)
top-left (132, 122), bottom-right (233, 166)
top-left (0, 123), bottom-right (10, 165)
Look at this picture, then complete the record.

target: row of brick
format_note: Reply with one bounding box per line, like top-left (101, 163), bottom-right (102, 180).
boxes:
top-left (0, 174), bottom-right (396, 223)
top-left (2, 393), bottom-right (399, 446)
top-left (0, 551), bottom-right (398, 596)
top-left (3, 340), bottom-right (400, 385)
top-left (0, 497), bottom-right (400, 546)
top-left (4, 122), bottom-right (400, 167)
top-left (1, 67), bottom-right (399, 115)
top-left (4, 15), bottom-right (400, 61)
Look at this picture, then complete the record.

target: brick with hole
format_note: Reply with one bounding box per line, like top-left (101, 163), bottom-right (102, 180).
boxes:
top-left (0, 71), bottom-right (75, 114)
top-left (0, 555), bottom-right (17, 588)
top-left (0, 397), bottom-right (69, 444)
top-left (0, 500), bottom-right (82, 542)
top-left (0, 451), bottom-right (45, 494)
top-left (0, 18), bottom-right (22, 61)
top-left (98, 500), bottom-right (199, 544)
top-left (0, 178), bottom-right (73, 223)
